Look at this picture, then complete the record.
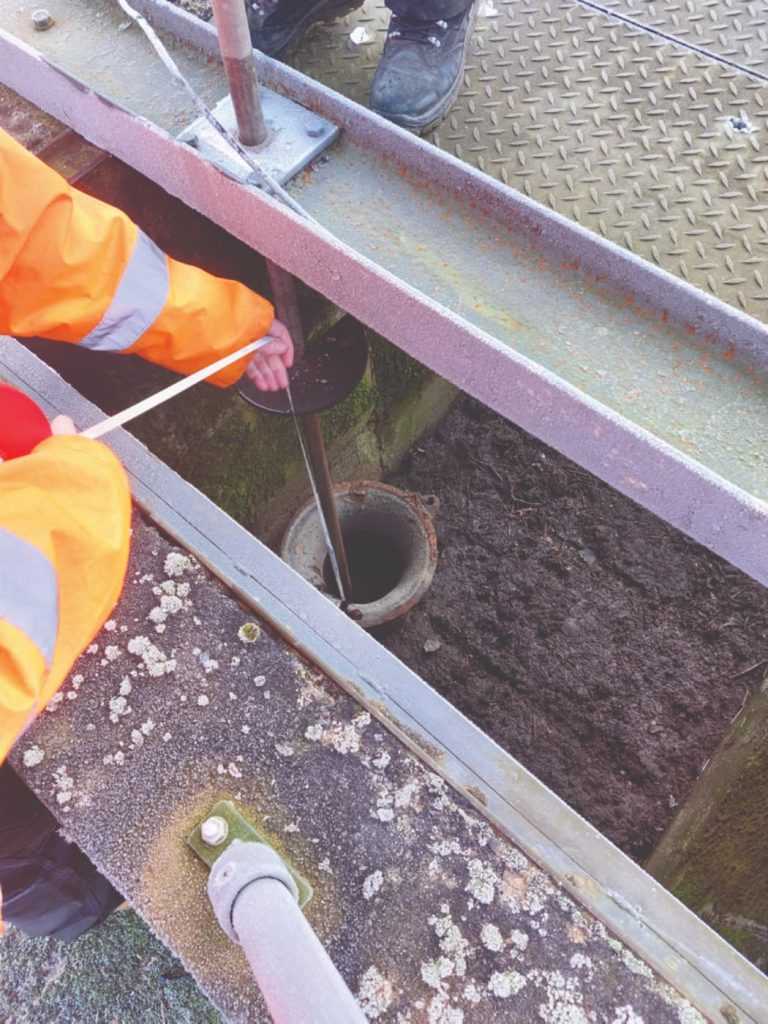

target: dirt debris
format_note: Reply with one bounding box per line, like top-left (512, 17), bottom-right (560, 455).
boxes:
top-left (384, 395), bottom-right (768, 860)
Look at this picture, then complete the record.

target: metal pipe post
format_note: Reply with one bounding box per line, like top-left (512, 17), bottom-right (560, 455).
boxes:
top-left (266, 262), bottom-right (306, 362)
top-left (210, 0), bottom-right (267, 146)
top-left (266, 264), bottom-right (353, 600)
top-left (300, 412), bottom-right (355, 601)
top-left (208, 842), bottom-right (365, 1024)
top-left (209, 0), bottom-right (352, 600)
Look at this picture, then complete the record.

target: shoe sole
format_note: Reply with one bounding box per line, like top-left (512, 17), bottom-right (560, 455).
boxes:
top-left (370, 4), bottom-right (478, 136)
top-left (269, 1), bottom-right (366, 58)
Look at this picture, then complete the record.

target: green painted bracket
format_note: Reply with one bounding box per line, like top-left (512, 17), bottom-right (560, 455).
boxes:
top-left (187, 799), bottom-right (313, 908)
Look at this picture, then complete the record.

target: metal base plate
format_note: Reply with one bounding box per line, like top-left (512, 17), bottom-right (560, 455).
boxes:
top-left (187, 799), bottom-right (313, 907)
top-left (237, 326), bottom-right (369, 416)
top-left (178, 88), bottom-right (338, 186)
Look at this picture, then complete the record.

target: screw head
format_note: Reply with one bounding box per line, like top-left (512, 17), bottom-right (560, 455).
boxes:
top-left (31, 9), bottom-right (54, 30)
top-left (201, 815), bottom-right (229, 846)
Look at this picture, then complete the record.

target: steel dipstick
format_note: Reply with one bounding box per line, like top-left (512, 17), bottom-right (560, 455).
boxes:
top-left (210, 0), bottom-right (355, 605)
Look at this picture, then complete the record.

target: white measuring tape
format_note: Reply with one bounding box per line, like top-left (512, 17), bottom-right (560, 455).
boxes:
top-left (80, 337), bottom-right (350, 606)
top-left (80, 336), bottom-right (274, 440)
top-left (285, 384), bottom-right (349, 605)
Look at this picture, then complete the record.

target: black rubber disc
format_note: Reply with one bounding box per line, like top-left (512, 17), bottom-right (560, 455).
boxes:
top-left (237, 324), bottom-right (369, 416)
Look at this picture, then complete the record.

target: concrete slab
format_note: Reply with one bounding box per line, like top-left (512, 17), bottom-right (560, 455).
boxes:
top-left (12, 510), bottom-right (710, 1024)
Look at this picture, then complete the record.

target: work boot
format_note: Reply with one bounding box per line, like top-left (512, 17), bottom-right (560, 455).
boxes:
top-left (247, 0), bottom-right (365, 58)
top-left (370, 6), bottom-right (476, 134)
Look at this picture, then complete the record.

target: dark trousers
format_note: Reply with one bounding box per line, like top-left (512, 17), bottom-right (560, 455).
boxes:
top-left (0, 763), bottom-right (122, 940)
top-left (387, 0), bottom-right (475, 18)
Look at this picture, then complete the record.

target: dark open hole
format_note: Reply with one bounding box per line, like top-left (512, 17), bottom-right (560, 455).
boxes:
top-left (729, 115), bottom-right (752, 133)
top-left (323, 530), bottom-right (404, 604)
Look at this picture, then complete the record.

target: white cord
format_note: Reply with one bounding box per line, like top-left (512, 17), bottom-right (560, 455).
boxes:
top-left (80, 336), bottom-right (274, 439)
top-left (115, 0), bottom-right (315, 223)
top-left (285, 384), bottom-right (348, 604)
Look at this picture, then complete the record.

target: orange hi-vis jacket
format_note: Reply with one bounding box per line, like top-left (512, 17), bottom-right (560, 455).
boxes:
top-left (0, 126), bottom-right (275, 764)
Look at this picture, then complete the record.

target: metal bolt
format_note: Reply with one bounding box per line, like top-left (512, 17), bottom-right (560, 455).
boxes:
top-left (305, 120), bottom-right (326, 139)
top-left (201, 815), bottom-right (229, 846)
top-left (31, 9), bottom-right (54, 30)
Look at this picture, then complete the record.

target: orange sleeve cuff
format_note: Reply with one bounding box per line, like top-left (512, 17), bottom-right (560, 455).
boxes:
top-left (126, 257), bottom-right (275, 387)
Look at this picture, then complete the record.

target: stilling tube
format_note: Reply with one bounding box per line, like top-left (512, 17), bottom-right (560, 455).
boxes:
top-left (299, 412), bottom-right (355, 601)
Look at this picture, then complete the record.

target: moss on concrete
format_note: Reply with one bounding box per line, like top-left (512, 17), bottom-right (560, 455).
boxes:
top-left (0, 912), bottom-right (223, 1024)
top-left (647, 679), bottom-right (768, 971)
top-left (318, 364), bottom-right (377, 443)
top-left (26, 320), bottom-right (457, 549)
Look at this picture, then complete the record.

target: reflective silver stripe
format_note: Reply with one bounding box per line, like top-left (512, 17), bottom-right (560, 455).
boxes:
top-left (79, 230), bottom-right (169, 353)
top-left (0, 527), bottom-right (58, 664)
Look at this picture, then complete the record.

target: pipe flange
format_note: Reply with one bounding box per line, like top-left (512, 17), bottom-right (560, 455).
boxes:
top-left (208, 839), bottom-right (299, 942)
top-left (281, 482), bottom-right (438, 629)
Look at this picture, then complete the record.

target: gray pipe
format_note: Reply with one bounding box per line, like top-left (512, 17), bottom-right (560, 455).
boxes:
top-left (208, 841), bottom-right (366, 1024)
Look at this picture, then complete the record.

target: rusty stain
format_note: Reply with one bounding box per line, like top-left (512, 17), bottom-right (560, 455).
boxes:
top-left (720, 1005), bottom-right (742, 1024)
top-left (465, 784), bottom-right (489, 808)
top-left (372, 704), bottom-right (446, 765)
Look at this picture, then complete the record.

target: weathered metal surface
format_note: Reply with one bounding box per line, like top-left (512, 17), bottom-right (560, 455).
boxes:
top-left (596, 0), bottom-right (768, 77)
top-left (5, 342), bottom-right (766, 1022)
top-left (7, 511), bottom-right (722, 1024)
top-left (3, 7), bottom-right (768, 595)
top-left (0, 0), bottom-right (228, 133)
top-left (290, 0), bottom-right (768, 322)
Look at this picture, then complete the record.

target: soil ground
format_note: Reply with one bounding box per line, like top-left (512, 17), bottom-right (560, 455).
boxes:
top-left (381, 395), bottom-right (768, 862)
top-left (3, 393), bottom-right (766, 1021)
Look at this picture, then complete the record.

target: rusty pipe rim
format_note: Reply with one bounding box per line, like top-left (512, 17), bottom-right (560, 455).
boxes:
top-left (281, 481), bottom-right (438, 629)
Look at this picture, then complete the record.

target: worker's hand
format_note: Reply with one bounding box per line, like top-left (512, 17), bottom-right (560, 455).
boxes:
top-left (246, 318), bottom-right (294, 392)
top-left (51, 415), bottom-right (77, 435)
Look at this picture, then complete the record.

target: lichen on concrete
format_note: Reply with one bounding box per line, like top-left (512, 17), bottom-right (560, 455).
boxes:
top-left (9, 512), bottom-right (712, 1023)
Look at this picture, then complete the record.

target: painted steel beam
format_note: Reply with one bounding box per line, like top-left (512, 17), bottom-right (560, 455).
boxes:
top-left (1, 4), bottom-right (768, 590)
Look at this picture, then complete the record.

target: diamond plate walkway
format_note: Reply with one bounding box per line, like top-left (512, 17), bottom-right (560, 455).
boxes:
top-left (287, 0), bottom-right (768, 321)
